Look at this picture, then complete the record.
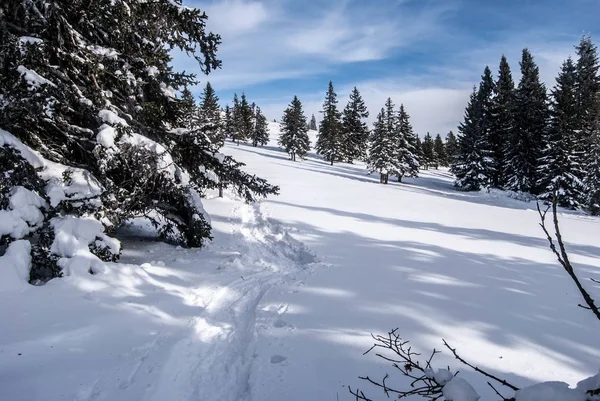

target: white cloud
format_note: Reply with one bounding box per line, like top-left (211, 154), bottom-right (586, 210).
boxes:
top-left (179, 0), bottom-right (451, 90)
top-left (203, 0), bottom-right (269, 36)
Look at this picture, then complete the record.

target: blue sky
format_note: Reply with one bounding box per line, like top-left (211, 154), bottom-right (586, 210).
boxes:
top-left (175, 0), bottom-right (600, 136)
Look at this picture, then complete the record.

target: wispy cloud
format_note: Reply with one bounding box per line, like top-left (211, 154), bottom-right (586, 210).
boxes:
top-left (175, 0), bottom-right (600, 136)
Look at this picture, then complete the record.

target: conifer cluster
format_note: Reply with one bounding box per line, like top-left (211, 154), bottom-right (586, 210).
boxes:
top-left (451, 36), bottom-right (600, 214)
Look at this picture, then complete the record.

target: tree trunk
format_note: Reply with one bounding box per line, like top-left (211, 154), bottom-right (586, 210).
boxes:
top-left (218, 182), bottom-right (223, 198)
top-left (398, 175), bottom-right (402, 183)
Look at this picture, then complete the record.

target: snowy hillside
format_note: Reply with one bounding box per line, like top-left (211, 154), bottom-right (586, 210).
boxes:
top-left (2, 125), bottom-right (600, 401)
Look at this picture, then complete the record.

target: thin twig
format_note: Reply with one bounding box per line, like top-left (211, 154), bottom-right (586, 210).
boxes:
top-left (443, 339), bottom-right (519, 391)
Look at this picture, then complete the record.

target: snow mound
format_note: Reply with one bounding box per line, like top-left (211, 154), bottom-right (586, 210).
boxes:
top-left (51, 216), bottom-right (120, 276)
top-left (0, 186), bottom-right (46, 240)
top-left (515, 381), bottom-right (586, 401)
top-left (237, 202), bottom-right (317, 267)
top-left (442, 377), bottom-right (480, 401)
top-left (0, 240), bottom-right (32, 291)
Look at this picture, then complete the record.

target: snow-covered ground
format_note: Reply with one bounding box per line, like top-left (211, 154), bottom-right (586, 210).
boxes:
top-left (2, 123), bottom-right (600, 401)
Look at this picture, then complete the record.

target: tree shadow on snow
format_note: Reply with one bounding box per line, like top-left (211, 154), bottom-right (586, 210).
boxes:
top-left (259, 215), bottom-right (600, 399)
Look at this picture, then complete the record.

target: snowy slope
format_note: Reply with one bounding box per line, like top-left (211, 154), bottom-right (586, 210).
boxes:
top-left (224, 128), bottom-right (600, 400)
top-left (2, 124), bottom-right (600, 401)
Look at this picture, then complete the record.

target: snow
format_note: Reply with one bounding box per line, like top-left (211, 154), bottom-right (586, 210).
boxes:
top-left (51, 216), bottom-right (115, 276)
top-left (98, 109), bottom-right (127, 126)
top-left (146, 66), bottom-right (159, 76)
top-left (515, 381), bottom-right (586, 401)
top-left (0, 240), bottom-right (32, 291)
top-left (16, 65), bottom-right (55, 88)
top-left (0, 129), bottom-right (103, 207)
top-left (0, 186), bottom-right (46, 239)
top-left (97, 123), bottom-right (117, 148)
top-left (1, 125), bottom-right (600, 401)
top-left (443, 377), bottom-right (480, 401)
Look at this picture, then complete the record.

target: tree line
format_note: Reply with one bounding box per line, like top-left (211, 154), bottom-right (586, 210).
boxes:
top-left (276, 81), bottom-right (460, 184)
top-left (451, 36), bottom-right (600, 215)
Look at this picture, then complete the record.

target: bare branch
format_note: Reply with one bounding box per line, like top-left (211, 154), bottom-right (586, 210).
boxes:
top-left (442, 339), bottom-right (519, 391)
top-left (537, 193), bottom-right (600, 322)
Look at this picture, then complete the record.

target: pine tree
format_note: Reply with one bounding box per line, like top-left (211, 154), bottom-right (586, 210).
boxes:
top-left (178, 86), bottom-right (201, 129)
top-left (367, 99), bottom-right (399, 184)
top-left (309, 114), bottom-right (317, 131)
top-left (223, 105), bottom-right (233, 140)
top-left (451, 87), bottom-right (490, 191)
top-left (445, 131), bottom-right (459, 164)
top-left (341, 87), bottom-right (370, 163)
top-left (279, 96), bottom-right (310, 161)
top-left (415, 135), bottom-right (424, 162)
top-left (476, 66), bottom-right (496, 181)
top-left (231, 93), bottom-right (243, 144)
top-left (237, 92), bottom-right (254, 143)
top-left (250, 106), bottom-right (269, 147)
top-left (315, 81), bottom-right (343, 165)
top-left (537, 58), bottom-right (585, 208)
top-left (421, 133), bottom-right (436, 169)
top-left (505, 49), bottom-right (548, 193)
top-left (395, 104), bottom-right (420, 181)
top-left (0, 0), bottom-right (279, 280)
top-left (490, 55), bottom-right (515, 187)
top-left (587, 96), bottom-right (600, 215)
top-left (434, 134), bottom-right (446, 167)
top-left (199, 82), bottom-right (223, 149)
top-left (574, 36), bottom-right (600, 213)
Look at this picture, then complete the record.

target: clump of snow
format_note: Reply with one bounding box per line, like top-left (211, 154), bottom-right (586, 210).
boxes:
top-left (0, 240), bottom-right (32, 291)
top-left (442, 377), bottom-right (480, 401)
top-left (50, 216), bottom-right (119, 276)
top-left (87, 44), bottom-right (118, 59)
top-left (0, 186), bottom-right (46, 240)
top-left (42, 160), bottom-right (103, 207)
top-left (16, 65), bottom-right (56, 88)
top-left (160, 82), bottom-right (176, 99)
top-left (98, 109), bottom-right (127, 126)
top-left (515, 381), bottom-right (586, 401)
top-left (96, 124), bottom-right (117, 148)
top-left (146, 66), bottom-right (159, 76)
top-left (425, 368), bottom-right (455, 385)
top-left (187, 188), bottom-right (211, 225)
top-left (0, 129), bottom-right (45, 168)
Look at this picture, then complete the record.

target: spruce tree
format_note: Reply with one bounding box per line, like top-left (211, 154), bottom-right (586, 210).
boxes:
top-left (223, 105), bottom-right (233, 140)
top-left (451, 87), bottom-right (490, 190)
top-left (199, 81), bottom-right (223, 149)
top-left (231, 93), bottom-right (243, 144)
top-left (445, 131), bottom-right (459, 164)
top-left (309, 114), bottom-right (318, 131)
top-left (421, 133), bottom-right (436, 169)
top-left (415, 135), bottom-right (424, 163)
top-left (538, 58), bottom-right (585, 208)
top-left (587, 96), bottom-right (600, 215)
top-left (0, 0), bottom-right (279, 280)
top-left (476, 66), bottom-right (496, 181)
top-left (574, 36), bottom-right (600, 213)
top-left (279, 96), bottom-right (310, 161)
top-left (178, 87), bottom-right (201, 129)
top-left (490, 55), bottom-right (515, 187)
top-left (237, 92), bottom-right (254, 143)
top-left (315, 81), bottom-right (343, 165)
top-left (505, 48), bottom-right (548, 193)
top-left (341, 87), bottom-right (370, 163)
top-left (367, 107), bottom-right (393, 184)
top-left (251, 106), bottom-right (269, 147)
top-left (395, 104), bottom-right (420, 181)
top-left (434, 134), bottom-right (446, 167)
